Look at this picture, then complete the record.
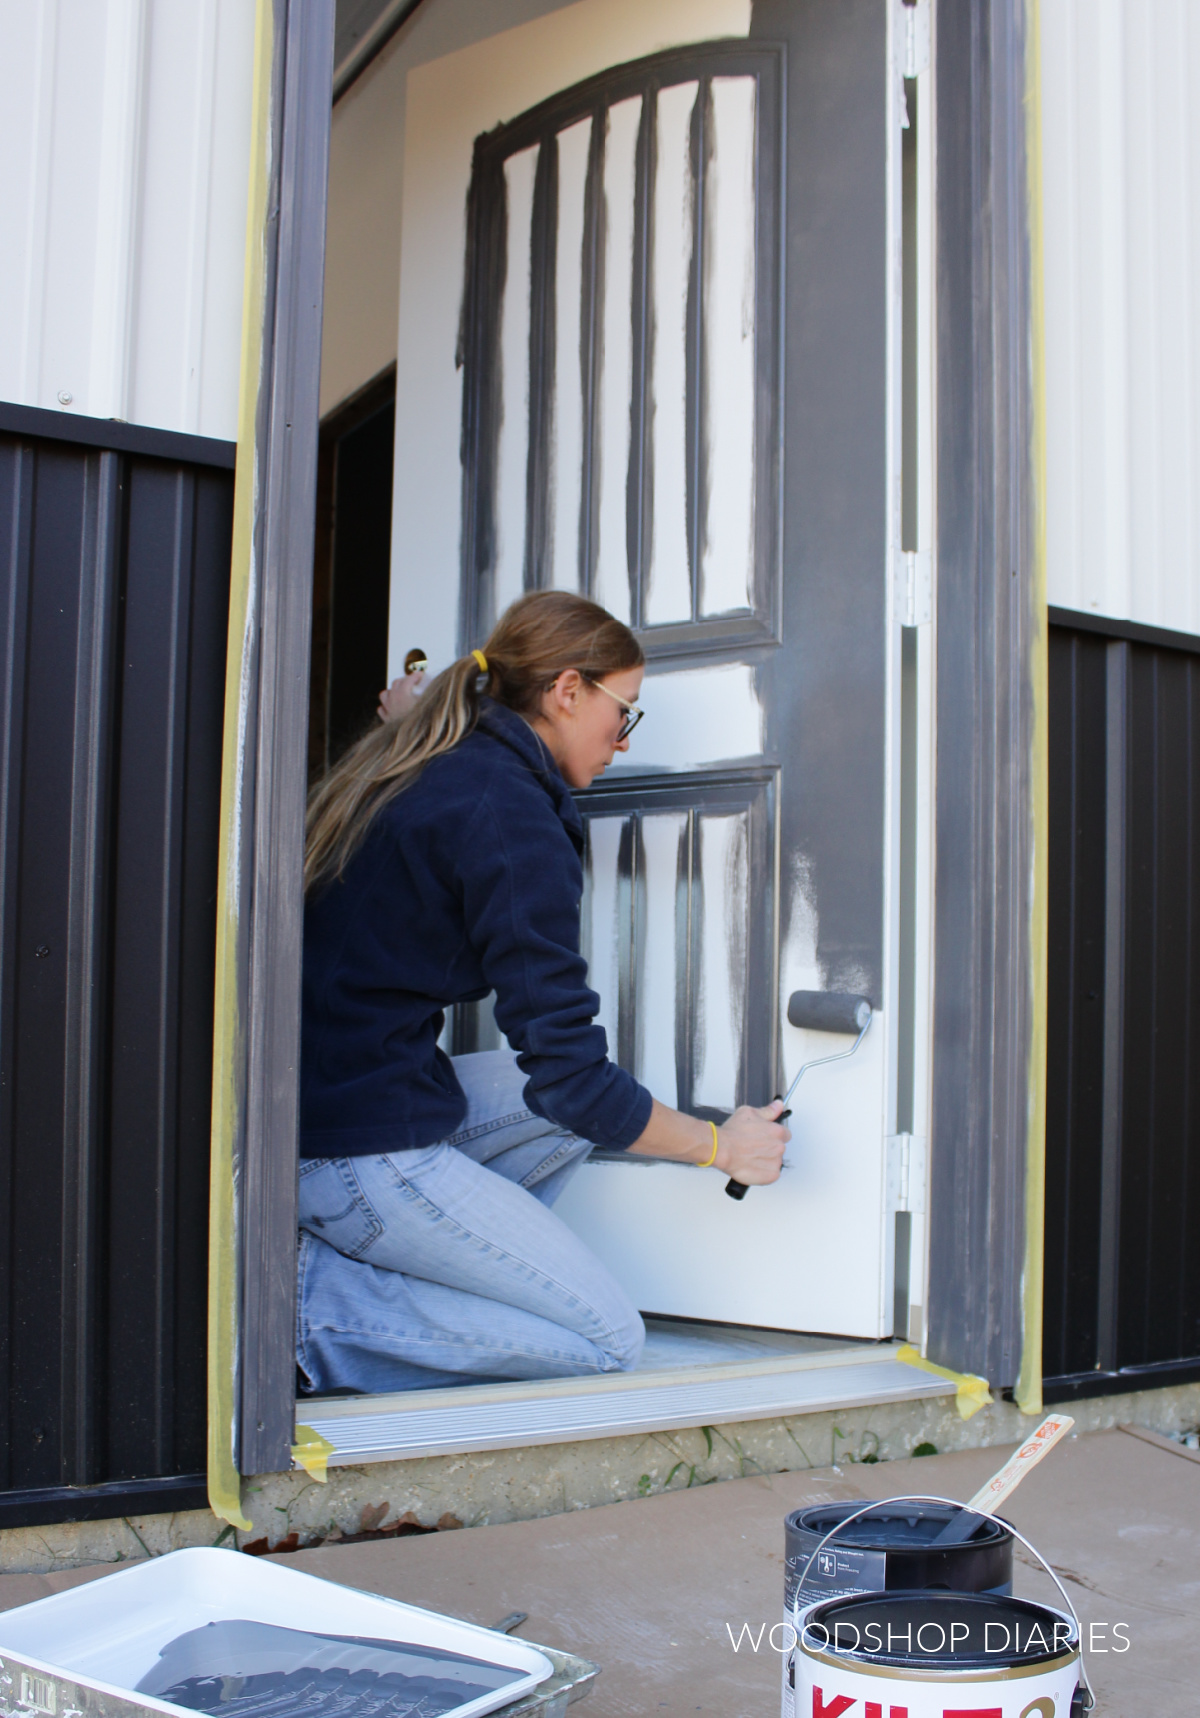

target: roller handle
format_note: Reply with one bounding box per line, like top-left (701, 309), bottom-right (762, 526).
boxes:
top-left (724, 1097), bottom-right (792, 1198)
top-left (724, 992), bottom-right (871, 1202)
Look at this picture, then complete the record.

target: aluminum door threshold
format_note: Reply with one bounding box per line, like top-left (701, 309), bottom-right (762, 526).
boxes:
top-left (299, 1344), bottom-right (954, 1466)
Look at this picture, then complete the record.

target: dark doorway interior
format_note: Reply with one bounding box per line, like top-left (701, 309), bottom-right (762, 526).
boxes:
top-left (310, 367), bottom-right (395, 775)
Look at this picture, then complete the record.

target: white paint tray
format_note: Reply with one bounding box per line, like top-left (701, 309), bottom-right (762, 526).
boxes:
top-left (0, 1547), bottom-right (555, 1718)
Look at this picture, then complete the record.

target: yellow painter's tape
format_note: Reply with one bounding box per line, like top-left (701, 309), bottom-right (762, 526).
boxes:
top-left (1015, 0), bottom-right (1049, 1422)
top-left (896, 1344), bottom-right (993, 1421)
top-left (206, 0), bottom-right (274, 1537)
top-left (291, 1425), bottom-right (335, 1483)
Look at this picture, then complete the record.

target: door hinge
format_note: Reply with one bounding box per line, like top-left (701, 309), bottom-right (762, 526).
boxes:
top-left (903, 0), bottom-right (930, 80)
top-left (887, 1132), bottom-right (928, 1214)
top-left (898, 549), bottom-right (932, 626)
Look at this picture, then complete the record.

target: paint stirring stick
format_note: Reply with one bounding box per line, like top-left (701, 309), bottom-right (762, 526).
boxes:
top-left (927, 1413), bottom-right (1076, 1547)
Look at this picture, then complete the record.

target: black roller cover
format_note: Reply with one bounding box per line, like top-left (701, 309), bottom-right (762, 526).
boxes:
top-left (787, 991), bottom-right (872, 1034)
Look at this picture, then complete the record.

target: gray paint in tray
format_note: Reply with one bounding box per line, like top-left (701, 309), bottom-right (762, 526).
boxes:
top-left (136, 1621), bottom-right (524, 1718)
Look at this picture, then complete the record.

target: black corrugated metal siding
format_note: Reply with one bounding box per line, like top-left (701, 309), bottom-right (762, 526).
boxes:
top-left (0, 423), bottom-right (230, 1514)
top-left (1044, 627), bottom-right (1107, 1379)
top-left (1045, 613), bottom-right (1200, 1396)
top-left (1117, 643), bottom-right (1200, 1369)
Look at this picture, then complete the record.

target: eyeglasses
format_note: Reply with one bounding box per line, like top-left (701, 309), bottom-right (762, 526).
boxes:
top-left (585, 676), bottom-right (644, 742)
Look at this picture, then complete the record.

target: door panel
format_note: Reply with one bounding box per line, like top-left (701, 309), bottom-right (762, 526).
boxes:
top-left (457, 41), bottom-right (783, 653)
top-left (557, 1024), bottom-right (889, 1334)
top-left (390, 0), bottom-right (895, 1337)
top-left (576, 772), bottom-right (776, 1117)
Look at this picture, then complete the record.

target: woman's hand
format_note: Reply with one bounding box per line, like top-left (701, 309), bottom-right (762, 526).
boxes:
top-left (714, 1101), bottom-right (789, 1184)
top-left (628, 1097), bottom-right (789, 1181)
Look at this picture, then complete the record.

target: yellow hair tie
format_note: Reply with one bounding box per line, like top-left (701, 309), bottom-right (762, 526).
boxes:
top-left (698, 1121), bottom-right (720, 1169)
top-left (472, 648), bottom-right (488, 672)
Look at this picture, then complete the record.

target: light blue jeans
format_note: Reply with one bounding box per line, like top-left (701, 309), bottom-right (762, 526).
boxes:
top-left (296, 1050), bottom-right (645, 1394)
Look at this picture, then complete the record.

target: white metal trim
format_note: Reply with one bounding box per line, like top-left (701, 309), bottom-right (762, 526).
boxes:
top-left (886, 0), bottom-right (936, 1346)
top-left (87, 0), bottom-right (148, 422)
top-left (909, 0), bottom-right (937, 1347)
top-left (880, 0), bottom-right (906, 1337)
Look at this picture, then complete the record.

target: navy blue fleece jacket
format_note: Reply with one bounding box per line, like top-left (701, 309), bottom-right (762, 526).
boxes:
top-left (300, 699), bottom-right (653, 1158)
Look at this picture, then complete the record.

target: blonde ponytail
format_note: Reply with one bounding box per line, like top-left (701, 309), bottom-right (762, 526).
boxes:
top-left (305, 590), bottom-right (643, 893)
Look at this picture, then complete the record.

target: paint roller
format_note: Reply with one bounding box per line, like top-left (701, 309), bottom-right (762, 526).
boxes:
top-left (724, 989), bottom-right (873, 1200)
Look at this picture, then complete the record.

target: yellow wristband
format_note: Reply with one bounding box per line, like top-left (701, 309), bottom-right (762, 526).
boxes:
top-left (698, 1121), bottom-right (720, 1169)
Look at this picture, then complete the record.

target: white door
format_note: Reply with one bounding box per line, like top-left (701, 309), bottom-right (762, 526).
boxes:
top-left (389, 0), bottom-right (905, 1339)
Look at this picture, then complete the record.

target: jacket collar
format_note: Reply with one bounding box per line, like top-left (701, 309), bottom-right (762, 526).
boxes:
top-left (476, 698), bottom-right (584, 846)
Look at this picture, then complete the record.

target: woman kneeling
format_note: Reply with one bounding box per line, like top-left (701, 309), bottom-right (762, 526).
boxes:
top-left (299, 591), bottom-right (787, 1395)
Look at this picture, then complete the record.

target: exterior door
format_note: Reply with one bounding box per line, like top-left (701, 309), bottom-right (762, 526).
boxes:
top-left (389, 0), bottom-right (899, 1338)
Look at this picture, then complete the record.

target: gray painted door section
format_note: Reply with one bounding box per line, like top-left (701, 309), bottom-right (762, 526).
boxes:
top-left (389, 0), bottom-right (899, 1337)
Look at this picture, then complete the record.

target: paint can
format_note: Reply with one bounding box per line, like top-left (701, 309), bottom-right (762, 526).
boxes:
top-left (785, 1501), bottom-right (1013, 1613)
top-left (792, 1590), bottom-right (1083, 1718)
top-left (781, 1502), bottom-right (1013, 1718)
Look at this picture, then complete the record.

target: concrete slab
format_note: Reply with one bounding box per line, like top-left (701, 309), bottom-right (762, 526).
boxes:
top-left (0, 1428), bottom-right (1195, 1716)
top-left (0, 1561), bottom-right (128, 1612)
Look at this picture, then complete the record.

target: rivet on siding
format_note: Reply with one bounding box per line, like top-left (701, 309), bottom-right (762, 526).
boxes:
top-left (57, 390), bottom-right (73, 405)
top-left (35, 944), bottom-right (50, 959)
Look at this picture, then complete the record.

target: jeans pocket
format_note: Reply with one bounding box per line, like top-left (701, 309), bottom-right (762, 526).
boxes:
top-left (297, 1158), bottom-right (384, 1261)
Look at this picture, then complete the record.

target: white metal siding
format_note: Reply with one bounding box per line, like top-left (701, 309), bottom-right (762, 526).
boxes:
top-left (0, 0), bottom-right (255, 441)
top-left (1042, 0), bottom-right (1200, 634)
